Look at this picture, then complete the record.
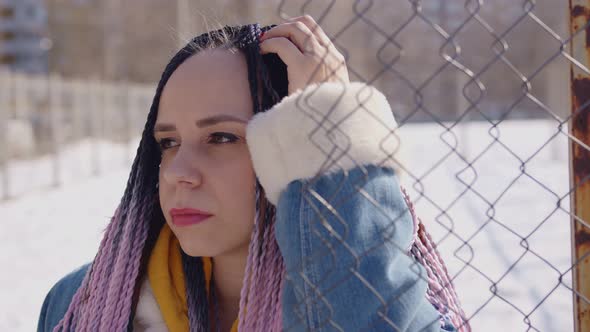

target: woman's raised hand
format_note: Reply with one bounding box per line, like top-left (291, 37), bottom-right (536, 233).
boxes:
top-left (259, 15), bottom-right (350, 95)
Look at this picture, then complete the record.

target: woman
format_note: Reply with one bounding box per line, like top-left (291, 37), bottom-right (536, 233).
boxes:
top-left (37, 17), bottom-right (467, 331)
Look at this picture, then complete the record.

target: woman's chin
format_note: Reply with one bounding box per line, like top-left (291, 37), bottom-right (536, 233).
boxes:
top-left (177, 240), bottom-right (218, 258)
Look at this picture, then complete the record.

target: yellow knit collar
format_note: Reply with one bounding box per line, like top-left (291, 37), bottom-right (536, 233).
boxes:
top-left (147, 224), bottom-right (238, 331)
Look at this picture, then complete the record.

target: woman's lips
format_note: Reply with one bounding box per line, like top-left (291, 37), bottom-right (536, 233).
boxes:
top-left (169, 208), bottom-right (213, 227)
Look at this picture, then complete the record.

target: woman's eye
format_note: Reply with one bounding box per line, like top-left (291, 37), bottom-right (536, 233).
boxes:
top-left (157, 133), bottom-right (238, 151)
top-left (157, 138), bottom-right (178, 151)
top-left (208, 132), bottom-right (239, 145)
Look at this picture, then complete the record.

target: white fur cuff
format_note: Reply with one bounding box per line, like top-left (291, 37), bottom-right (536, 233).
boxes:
top-left (246, 81), bottom-right (399, 205)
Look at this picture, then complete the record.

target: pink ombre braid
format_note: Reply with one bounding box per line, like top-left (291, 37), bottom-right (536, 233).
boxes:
top-left (237, 185), bottom-right (285, 332)
top-left (401, 186), bottom-right (471, 331)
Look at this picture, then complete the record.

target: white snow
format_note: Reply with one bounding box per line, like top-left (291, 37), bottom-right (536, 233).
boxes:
top-left (398, 118), bottom-right (572, 332)
top-left (0, 119), bottom-right (573, 331)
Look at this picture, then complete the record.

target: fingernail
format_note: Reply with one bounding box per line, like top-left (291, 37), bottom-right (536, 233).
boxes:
top-left (259, 31), bottom-right (265, 40)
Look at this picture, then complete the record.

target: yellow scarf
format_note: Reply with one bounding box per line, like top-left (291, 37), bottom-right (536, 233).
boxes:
top-left (147, 224), bottom-right (239, 331)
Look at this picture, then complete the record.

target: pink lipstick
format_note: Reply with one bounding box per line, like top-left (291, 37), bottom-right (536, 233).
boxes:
top-left (169, 208), bottom-right (213, 227)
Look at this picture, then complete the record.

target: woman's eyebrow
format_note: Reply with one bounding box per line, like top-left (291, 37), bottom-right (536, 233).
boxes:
top-left (195, 114), bottom-right (248, 128)
top-left (154, 114), bottom-right (248, 133)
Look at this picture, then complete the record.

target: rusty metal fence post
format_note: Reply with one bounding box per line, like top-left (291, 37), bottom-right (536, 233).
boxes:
top-left (0, 70), bottom-right (9, 201)
top-left (570, 0), bottom-right (590, 331)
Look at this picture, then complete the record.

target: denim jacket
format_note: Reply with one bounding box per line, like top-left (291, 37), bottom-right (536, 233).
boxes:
top-left (38, 82), bottom-right (454, 331)
top-left (37, 263), bottom-right (89, 332)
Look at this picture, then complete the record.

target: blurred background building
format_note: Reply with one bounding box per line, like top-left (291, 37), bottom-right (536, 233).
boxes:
top-left (0, 0), bottom-right (48, 73)
top-left (0, 0), bottom-right (569, 120)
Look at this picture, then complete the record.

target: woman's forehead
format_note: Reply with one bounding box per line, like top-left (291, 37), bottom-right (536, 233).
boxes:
top-left (158, 49), bottom-right (253, 120)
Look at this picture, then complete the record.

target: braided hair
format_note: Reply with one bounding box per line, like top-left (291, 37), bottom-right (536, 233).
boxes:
top-left (53, 23), bottom-right (288, 331)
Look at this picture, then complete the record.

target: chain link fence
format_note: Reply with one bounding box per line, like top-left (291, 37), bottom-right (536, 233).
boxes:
top-left (0, 0), bottom-right (588, 331)
top-left (271, 0), bottom-right (583, 331)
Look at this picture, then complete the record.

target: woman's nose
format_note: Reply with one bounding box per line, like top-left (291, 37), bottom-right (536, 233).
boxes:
top-left (162, 147), bottom-right (203, 188)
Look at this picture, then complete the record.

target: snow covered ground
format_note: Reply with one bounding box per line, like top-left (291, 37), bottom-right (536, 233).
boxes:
top-left (0, 119), bottom-right (573, 331)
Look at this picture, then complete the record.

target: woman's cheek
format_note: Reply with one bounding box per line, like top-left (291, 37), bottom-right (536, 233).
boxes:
top-left (221, 150), bottom-right (257, 208)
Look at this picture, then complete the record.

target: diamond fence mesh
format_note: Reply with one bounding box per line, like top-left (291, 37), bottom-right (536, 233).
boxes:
top-left (0, 0), bottom-right (587, 331)
top-left (270, 1), bottom-right (587, 331)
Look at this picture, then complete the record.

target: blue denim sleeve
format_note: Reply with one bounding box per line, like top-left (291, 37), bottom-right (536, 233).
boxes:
top-left (37, 264), bottom-right (90, 332)
top-left (274, 165), bottom-right (446, 331)
top-left (246, 81), bottom-right (456, 331)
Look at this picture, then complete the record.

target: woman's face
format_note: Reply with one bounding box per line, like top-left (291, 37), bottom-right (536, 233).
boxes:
top-left (155, 48), bottom-right (257, 257)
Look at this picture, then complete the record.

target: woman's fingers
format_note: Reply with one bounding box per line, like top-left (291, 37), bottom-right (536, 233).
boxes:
top-left (259, 36), bottom-right (303, 64)
top-left (286, 15), bottom-right (332, 50)
top-left (260, 21), bottom-right (322, 55)
top-left (259, 15), bottom-right (349, 94)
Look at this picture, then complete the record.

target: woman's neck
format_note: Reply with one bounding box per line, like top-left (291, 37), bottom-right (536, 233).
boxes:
top-left (210, 245), bottom-right (248, 330)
